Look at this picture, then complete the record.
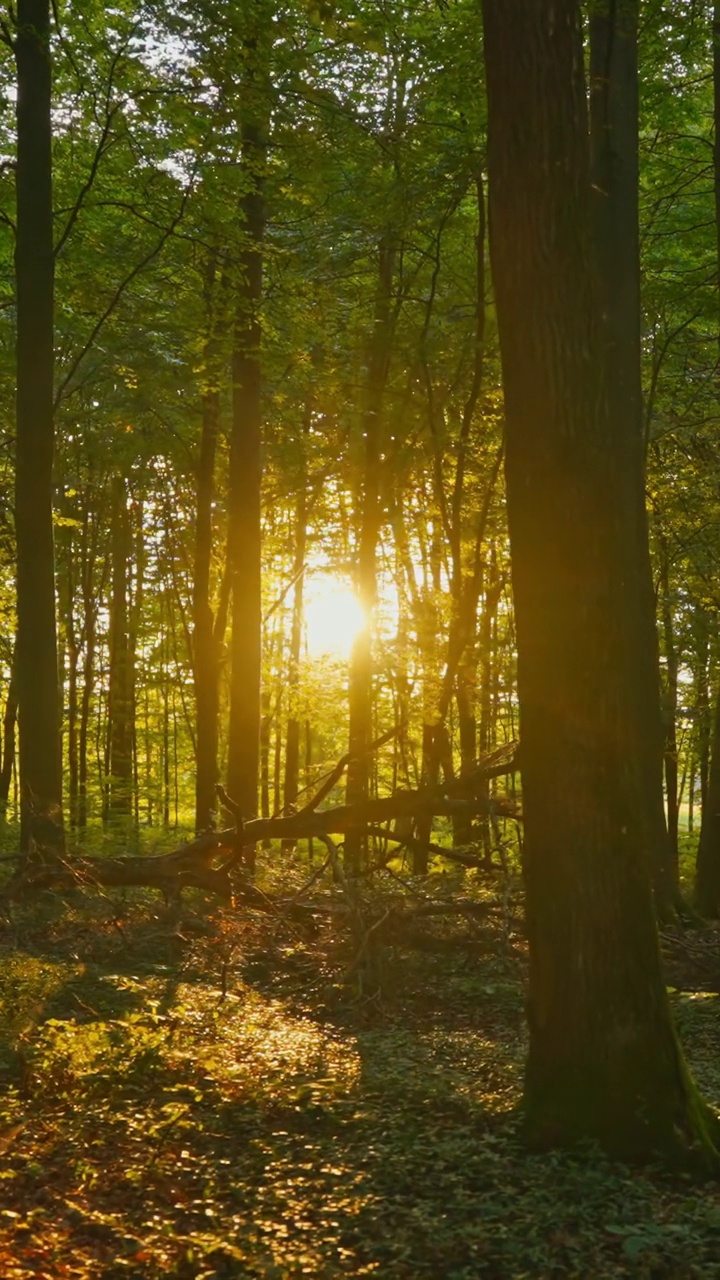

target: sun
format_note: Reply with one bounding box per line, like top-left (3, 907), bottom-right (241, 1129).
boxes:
top-left (304, 575), bottom-right (366, 660)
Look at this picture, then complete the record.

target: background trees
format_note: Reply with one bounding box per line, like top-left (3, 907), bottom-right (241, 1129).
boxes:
top-left (5, 0), bottom-right (720, 1185)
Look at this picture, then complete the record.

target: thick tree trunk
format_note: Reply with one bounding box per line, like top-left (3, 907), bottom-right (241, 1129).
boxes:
top-left (482, 0), bottom-right (719, 1163)
top-left (589, 0), bottom-right (676, 913)
top-left (14, 0), bottom-right (63, 849)
top-left (226, 118), bottom-right (265, 824)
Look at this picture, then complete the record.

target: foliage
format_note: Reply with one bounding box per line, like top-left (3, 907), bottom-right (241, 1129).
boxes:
top-left (0, 897), bottom-right (719, 1278)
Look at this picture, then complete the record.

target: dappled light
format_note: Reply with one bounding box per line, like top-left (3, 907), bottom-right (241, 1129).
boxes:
top-left (4, 0), bottom-right (720, 1273)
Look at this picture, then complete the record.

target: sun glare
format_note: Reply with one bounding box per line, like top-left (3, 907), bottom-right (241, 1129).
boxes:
top-left (304, 577), bottom-right (366, 660)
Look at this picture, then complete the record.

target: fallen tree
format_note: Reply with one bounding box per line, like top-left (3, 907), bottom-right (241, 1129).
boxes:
top-left (0, 738), bottom-right (520, 906)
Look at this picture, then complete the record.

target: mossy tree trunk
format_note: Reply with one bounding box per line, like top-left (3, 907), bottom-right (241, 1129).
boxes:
top-left (482, 0), bottom-right (720, 1164)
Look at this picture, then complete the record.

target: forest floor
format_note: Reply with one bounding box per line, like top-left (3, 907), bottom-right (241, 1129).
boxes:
top-left (0, 859), bottom-right (720, 1279)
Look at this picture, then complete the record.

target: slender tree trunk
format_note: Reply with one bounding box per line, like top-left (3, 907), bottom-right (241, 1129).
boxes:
top-left (305, 717), bottom-right (313, 862)
top-left (78, 497), bottom-right (102, 832)
top-left (57, 510), bottom-right (78, 830)
top-left (226, 117), bottom-right (266, 823)
top-left (658, 539), bottom-right (680, 878)
top-left (0, 647), bottom-right (18, 816)
top-left (482, 0), bottom-right (719, 1162)
top-left (14, 0), bottom-right (63, 849)
top-left (130, 500), bottom-right (144, 833)
top-left (106, 474), bottom-right (133, 822)
top-left (696, 682), bottom-right (720, 916)
top-left (345, 236), bottom-right (396, 872)
top-left (273, 687), bottom-right (282, 817)
top-left (193, 259), bottom-right (224, 833)
top-left (65, 573), bottom-right (79, 831)
top-left (282, 448), bottom-right (308, 846)
top-left (193, 378), bottom-right (221, 832)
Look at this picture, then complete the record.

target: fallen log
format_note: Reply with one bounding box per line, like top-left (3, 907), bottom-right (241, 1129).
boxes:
top-left (1, 741), bottom-right (521, 904)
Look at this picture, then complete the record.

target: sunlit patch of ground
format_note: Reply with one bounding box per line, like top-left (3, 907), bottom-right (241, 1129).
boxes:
top-left (0, 902), bottom-right (719, 1277)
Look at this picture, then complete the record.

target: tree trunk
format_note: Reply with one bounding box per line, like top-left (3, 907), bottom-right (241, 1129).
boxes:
top-left (193, 384), bottom-right (221, 832)
top-left (589, 0), bottom-right (677, 914)
top-left (482, 0), bottom-right (719, 1163)
top-left (14, 0), bottom-right (63, 849)
top-left (700, 2), bottom-right (720, 903)
top-left (282, 420), bottom-right (308, 847)
top-left (695, 683), bottom-right (720, 916)
top-left (226, 116), bottom-right (266, 824)
top-left (193, 258), bottom-right (224, 833)
top-left (106, 474), bottom-right (133, 822)
top-left (658, 539), bottom-right (680, 879)
top-left (0, 647), bottom-right (18, 816)
top-left (78, 493), bottom-right (103, 832)
top-left (345, 235), bottom-right (397, 872)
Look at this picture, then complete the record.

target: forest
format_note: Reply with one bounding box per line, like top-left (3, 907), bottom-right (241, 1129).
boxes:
top-left (3, 0), bottom-right (720, 1276)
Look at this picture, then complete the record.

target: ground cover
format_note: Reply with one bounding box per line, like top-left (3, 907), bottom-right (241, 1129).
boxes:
top-left (0, 876), bottom-right (719, 1279)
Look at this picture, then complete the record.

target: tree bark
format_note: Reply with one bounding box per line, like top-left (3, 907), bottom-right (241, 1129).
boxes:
top-left (282, 414), bottom-right (309, 847)
top-left (14, 0), bottom-right (63, 849)
top-left (193, 257), bottom-right (224, 833)
top-left (482, 0), bottom-right (719, 1163)
top-left (106, 474), bottom-right (133, 822)
top-left (695, 682), bottom-right (720, 916)
top-left (193, 391), bottom-right (219, 832)
top-left (345, 235), bottom-right (396, 871)
top-left (589, 0), bottom-right (677, 914)
top-left (226, 115), bottom-right (266, 825)
top-left (658, 538), bottom-right (680, 878)
top-left (0, 647), bottom-right (18, 816)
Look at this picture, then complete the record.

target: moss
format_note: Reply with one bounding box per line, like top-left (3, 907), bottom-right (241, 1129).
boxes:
top-left (522, 1034), bottom-right (720, 1173)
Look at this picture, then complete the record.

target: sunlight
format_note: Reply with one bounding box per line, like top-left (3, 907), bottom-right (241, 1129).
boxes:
top-left (304, 576), bottom-right (366, 659)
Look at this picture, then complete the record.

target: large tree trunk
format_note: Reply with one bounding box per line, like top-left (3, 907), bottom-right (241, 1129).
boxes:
top-left (482, 0), bottom-right (719, 1163)
top-left (14, 0), bottom-right (63, 849)
top-left (226, 116), bottom-right (266, 825)
top-left (589, 0), bottom-right (677, 914)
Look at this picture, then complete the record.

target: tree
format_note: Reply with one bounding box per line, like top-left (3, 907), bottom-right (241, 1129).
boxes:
top-left (12, 0), bottom-right (63, 847)
top-left (481, 0), bottom-right (720, 1161)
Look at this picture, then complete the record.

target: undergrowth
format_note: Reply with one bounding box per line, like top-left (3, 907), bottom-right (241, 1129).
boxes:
top-left (0, 863), bottom-right (719, 1279)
